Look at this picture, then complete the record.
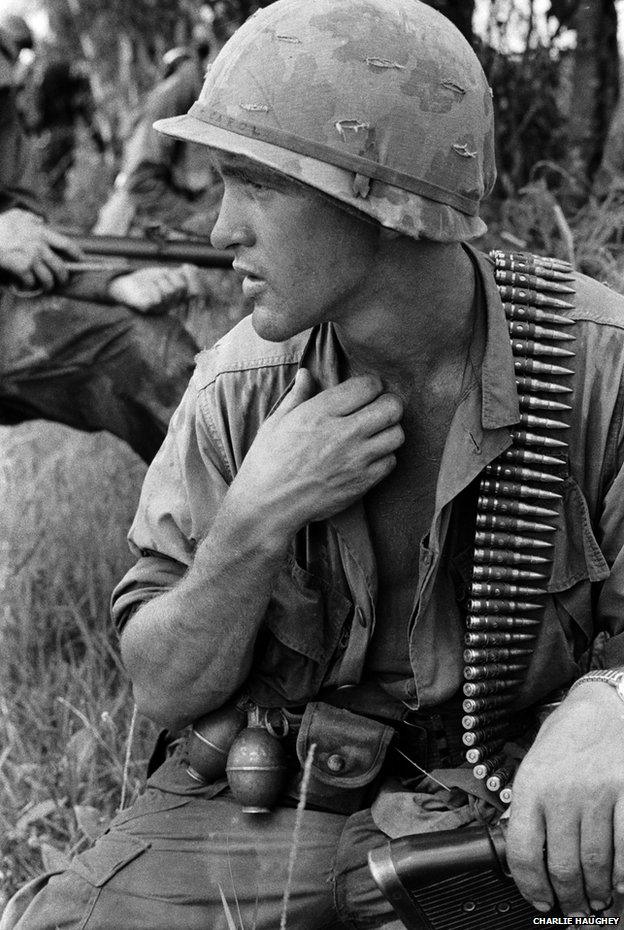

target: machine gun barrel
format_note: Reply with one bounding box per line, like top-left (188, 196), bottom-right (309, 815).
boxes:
top-left (68, 234), bottom-right (235, 269)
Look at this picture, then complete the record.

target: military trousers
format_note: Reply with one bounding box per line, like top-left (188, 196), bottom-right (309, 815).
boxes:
top-left (5, 754), bottom-right (403, 930)
top-left (0, 290), bottom-right (198, 462)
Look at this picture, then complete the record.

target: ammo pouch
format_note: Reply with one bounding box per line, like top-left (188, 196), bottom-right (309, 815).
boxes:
top-left (289, 701), bottom-right (395, 814)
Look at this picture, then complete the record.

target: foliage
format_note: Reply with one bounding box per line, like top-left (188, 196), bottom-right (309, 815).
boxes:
top-left (479, 174), bottom-right (624, 296)
top-left (475, 1), bottom-right (574, 196)
top-left (46, 0), bottom-right (197, 59)
top-left (477, 0), bottom-right (619, 197)
top-left (0, 424), bottom-right (157, 906)
top-left (482, 42), bottom-right (569, 196)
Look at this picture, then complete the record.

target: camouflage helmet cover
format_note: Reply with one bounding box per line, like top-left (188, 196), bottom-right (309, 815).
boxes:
top-left (155, 0), bottom-right (496, 241)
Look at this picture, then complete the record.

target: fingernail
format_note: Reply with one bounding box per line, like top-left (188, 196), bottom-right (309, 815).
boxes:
top-left (617, 883), bottom-right (624, 894)
top-left (532, 901), bottom-right (553, 912)
top-left (590, 899), bottom-right (611, 911)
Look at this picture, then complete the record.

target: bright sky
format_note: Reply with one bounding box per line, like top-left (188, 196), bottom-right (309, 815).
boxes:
top-left (3, 0), bottom-right (624, 48)
top-left (474, 0), bottom-right (624, 52)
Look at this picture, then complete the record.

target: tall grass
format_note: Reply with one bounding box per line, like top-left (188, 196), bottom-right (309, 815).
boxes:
top-left (0, 423), bottom-right (157, 907)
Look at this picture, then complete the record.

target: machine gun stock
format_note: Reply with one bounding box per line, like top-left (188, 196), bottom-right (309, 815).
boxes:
top-left (368, 822), bottom-right (563, 930)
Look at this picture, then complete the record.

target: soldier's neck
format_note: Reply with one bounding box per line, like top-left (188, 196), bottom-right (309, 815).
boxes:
top-left (335, 240), bottom-right (476, 401)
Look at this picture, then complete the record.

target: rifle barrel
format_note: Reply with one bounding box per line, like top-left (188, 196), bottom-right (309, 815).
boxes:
top-left (70, 234), bottom-right (234, 269)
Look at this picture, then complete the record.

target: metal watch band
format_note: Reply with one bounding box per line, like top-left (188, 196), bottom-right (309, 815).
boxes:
top-left (569, 669), bottom-right (624, 697)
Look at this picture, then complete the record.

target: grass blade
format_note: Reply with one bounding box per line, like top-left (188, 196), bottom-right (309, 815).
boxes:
top-left (279, 742), bottom-right (316, 930)
top-left (218, 883), bottom-right (240, 930)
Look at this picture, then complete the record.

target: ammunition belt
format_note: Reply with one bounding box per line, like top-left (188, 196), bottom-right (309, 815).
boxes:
top-left (463, 250), bottom-right (576, 804)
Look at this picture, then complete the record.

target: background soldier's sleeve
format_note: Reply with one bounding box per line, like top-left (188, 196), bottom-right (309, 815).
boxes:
top-left (0, 83), bottom-right (44, 216)
top-left (0, 286), bottom-right (197, 463)
top-left (122, 63), bottom-right (211, 228)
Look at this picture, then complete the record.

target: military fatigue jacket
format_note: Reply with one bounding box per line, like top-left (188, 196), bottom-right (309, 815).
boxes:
top-left (111, 247), bottom-right (624, 714)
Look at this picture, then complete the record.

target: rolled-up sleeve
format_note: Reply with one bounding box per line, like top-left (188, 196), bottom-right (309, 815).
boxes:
top-left (111, 367), bottom-right (230, 633)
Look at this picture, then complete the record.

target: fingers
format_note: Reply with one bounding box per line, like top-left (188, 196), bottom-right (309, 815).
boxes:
top-left (160, 267), bottom-right (188, 292)
top-left (30, 258), bottom-right (56, 292)
top-left (148, 268), bottom-right (188, 312)
top-left (363, 452), bottom-right (398, 489)
top-left (318, 374), bottom-right (386, 416)
top-left (15, 268), bottom-right (36, 290)
top-left (545, 818), bottom-right (587, 916)
top-left (276, 368), bottom-right (317, 415)
top-left (42, 227), bottom-right (84, 261)
top-left (580, 807), bottom-right (613, 911)
top-left (108, 266), bottom-right (190, 312)
top-left (38, 245), bottom-right (70, 286)
top-left (612, 797), bottom-right (624, 895)
top-left (364, 423), bottom-right (405, 462)
top-left (351, 391), bottom-right (404, 437)
top-left (509, 797), bottom-right (618, 916)
top-left (506, 801), bottom-right (554, 913)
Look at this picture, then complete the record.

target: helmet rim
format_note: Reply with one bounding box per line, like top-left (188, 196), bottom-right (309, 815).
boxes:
top-left (154, 113), bottom-right (487, 242)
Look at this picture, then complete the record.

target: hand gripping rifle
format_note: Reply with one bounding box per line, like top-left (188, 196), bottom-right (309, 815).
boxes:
top-left (1, 231), bottom-right (234, 295)
top-left (368, 822), bottom-right (564, 930)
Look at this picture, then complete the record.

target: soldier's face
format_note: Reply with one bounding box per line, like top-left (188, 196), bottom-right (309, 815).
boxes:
top-left (210, 152), bottom-right (380, 342)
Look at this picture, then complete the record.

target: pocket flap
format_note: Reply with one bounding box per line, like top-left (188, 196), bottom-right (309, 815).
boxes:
top-left (548, 478), bottom-right (609, 592)
top-left (70, 833), bottom-right (150, 887)
top-left (264, 560), bottom-right (352, 663)
top-left (296, 701), bottom-right (394, 789)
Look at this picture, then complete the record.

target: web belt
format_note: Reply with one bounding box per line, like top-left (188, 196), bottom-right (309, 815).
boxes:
top-left (462, 249), bottom-right (576, 804)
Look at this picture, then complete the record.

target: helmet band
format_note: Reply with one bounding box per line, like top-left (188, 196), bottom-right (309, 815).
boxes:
top-left (189, 101), bottom-right (480, 217)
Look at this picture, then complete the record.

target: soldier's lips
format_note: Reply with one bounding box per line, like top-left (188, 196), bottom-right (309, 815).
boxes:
top-left (234, 264), bottom-right (267, 298)
top-left (241, 276), bottom-right (266, 299)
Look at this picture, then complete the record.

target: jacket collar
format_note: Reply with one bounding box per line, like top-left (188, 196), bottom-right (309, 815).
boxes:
top-left (297, 245), bottom-right (520, 434)
top-left (467, 245), bottom-right (520, 429)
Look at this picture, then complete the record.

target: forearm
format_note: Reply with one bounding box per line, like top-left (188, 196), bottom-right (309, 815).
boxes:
top-left (121, 489), bottom-right (294, 730)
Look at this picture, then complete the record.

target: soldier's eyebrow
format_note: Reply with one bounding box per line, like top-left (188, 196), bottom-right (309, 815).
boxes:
top-left (209, 153), bottom-right (299, 192)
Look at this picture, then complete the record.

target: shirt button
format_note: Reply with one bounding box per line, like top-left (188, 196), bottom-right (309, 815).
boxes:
top-left (327, 754), bottom-right (345, 773)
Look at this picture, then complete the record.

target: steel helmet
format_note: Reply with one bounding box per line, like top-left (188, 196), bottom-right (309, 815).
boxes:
top-left (155, 0), bottom-right (496, 241)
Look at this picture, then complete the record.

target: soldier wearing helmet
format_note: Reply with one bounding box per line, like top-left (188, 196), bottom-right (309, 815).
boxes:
top-left (94, 21), bottom-right (220, 236)
top-left (8, 1), bottom-right (624, 928)
top-left (0, 26), bottom-right (198, 464)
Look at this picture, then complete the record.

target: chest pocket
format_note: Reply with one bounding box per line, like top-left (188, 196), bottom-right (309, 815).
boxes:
top-left (248, 558), bottom-right (353, 706)
top-left (518, 476), bottom-right (610, 701)
top-left (548, 476), bottom-right (609, 638)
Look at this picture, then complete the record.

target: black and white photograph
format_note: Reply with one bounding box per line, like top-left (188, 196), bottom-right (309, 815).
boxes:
top-left (1, 1), bottom-right (624, 927)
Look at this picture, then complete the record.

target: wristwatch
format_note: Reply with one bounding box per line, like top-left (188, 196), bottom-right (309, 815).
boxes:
top-left (569, 669), bottom-right (624, 703)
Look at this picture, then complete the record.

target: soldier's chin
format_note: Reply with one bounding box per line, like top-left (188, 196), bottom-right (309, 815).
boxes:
top-left (251, 307), bottom-right (299, 343)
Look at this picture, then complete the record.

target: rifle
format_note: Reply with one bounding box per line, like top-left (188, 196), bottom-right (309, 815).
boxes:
top-left (368, 822), bottom-right (564, 929)
top-left (65, 233), bottom-right (234, 269)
